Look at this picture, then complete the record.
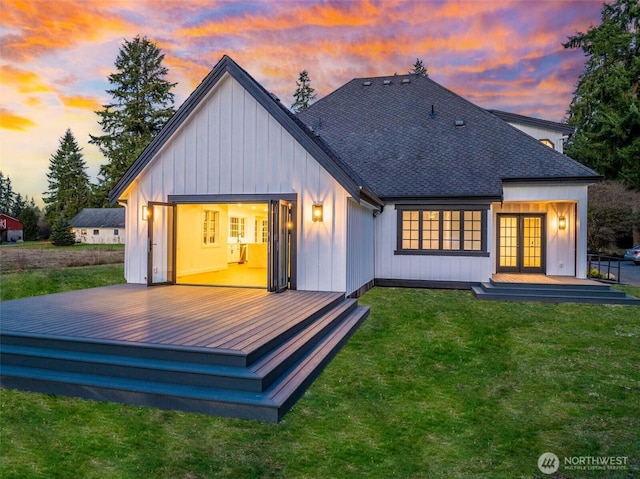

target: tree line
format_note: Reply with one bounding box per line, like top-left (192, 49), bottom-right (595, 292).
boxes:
top-left (15, 0), bottom-right (638, 249)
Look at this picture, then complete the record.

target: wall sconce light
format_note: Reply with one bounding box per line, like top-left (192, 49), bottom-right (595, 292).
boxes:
top-left (558, 215), bottom-right (566, 230)
top-left (142, 205), bottom-right (150, 221)
top-left (312, 203), bottom-right (323, 222)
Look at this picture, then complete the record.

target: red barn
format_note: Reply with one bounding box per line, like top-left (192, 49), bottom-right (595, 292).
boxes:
top-left (0, 214), bottom-right (23, 243)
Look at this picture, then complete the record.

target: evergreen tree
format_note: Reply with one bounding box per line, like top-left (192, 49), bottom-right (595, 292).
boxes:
top-left (563, 0), bottom-right (640, 190)
top-left (43, 129), bottom-right (93, 226)
top-left (90, 35), bottom-right (176, 204)
top-left (50, 216), bottom-right (75, 246)
top-left (409, 58), bottom-right (428, 77)
top-left (0, 171), bottom-right (15, 215)
top-left (291, 70), bottom-right (316, 113)
top-left (19, 200), bottom-right (40, 241)
top-left (11, 192), bottom-right (26, 218)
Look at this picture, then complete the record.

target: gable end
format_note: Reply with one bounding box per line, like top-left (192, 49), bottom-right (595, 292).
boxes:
top-left (109, 56), bottom-right (366, 205)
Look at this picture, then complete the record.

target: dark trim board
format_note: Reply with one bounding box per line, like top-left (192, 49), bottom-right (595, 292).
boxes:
top-left (374, 278), bottom-right (477, 290)
top-left (348, 280), bottom-right (375, 298)
top-left (168, 193), bottom-right (298, 203)
top-left (487, 109), bottom-right (576, 135)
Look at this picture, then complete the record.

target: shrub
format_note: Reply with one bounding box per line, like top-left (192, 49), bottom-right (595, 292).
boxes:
top-left (50, 217), bottom-right (75, 246)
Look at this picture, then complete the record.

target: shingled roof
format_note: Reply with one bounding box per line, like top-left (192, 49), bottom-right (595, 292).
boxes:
top-left (70, 208), bottom-right (125, 228)
top-left (298, 74), bottom-right (599, 200)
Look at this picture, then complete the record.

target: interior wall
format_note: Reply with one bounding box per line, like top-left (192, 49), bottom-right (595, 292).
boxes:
top-left (176, 204), bottom-right (228, 276)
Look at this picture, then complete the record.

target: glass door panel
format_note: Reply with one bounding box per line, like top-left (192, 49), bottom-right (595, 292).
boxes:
top-left (499, 216), bottom-right (518, 270)
top-left (523, 217), bottom-right (542, 268)
top-left (268, 200), bottom-right (291, 292)
top-left (148, 202), bottom-right (175, 285)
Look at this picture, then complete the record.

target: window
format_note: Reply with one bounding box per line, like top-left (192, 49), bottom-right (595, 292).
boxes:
top-left (114, 229), bottom-right (119, 236)
top-left (397, 207), bottom-right (486, 255)
top-left (93, 229), bottom-right (99, 235)
top-left (540, 139), bottom-right (554, 149)
top-left (254, 218), bottom-right (268, 243)
top-left (81, 229), bottom-right (87, 235)
top-left (229, 216), bottom-right (246, 239)
top-left (203, 210), bottom-right (218, 245)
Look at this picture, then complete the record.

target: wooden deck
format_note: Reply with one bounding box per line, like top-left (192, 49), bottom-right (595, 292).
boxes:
top-left (1, 285), bottom-right (369, 421)
top-left (1, 285), bottom-right (341, 354)
top-left (492, 274), bottom-right (602, 286)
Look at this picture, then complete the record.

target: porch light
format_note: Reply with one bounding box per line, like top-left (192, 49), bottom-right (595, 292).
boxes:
top-left (312, 203), bottom-right (323, 222)
top-left (142, 205), bottom-right (150, 221)
top-left (558, 215), bottom-right (566, 230)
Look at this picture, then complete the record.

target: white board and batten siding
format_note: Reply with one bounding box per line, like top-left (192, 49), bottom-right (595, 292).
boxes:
top-left (346, 198), bottom-right (375, 296)
top-left (121, 73), bottom-right (350, 292)
top-left (374, 205), bottom-right (493, 284)
top-left (501, 184), bottom-right (589, 278)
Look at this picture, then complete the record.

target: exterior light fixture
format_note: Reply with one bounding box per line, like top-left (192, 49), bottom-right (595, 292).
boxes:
top-left (142, 205), bottom-right (150, 221)
top-left (558, 215), bottom-right (566, 230)
top-left (312, 203), bottom-right (323, 222)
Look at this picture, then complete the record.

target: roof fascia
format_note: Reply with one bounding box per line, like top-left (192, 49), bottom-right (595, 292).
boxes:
top-left (384, 196), bottom-right (501, 205)
top-left (488, 110), bottom-right (575, 135)
top-left (502, 176), bottom-right (602, 186)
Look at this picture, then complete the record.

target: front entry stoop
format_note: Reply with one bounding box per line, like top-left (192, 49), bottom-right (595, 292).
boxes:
top-left (472, 277), bottom-right (640, 305)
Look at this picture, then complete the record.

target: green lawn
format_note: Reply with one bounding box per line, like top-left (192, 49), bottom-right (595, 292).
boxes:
top-left (0, 241), bottom-right (124, 251)
top-left (1, 276), bottom-right (638, 478)
top-left (0, 264), bottom-right (125, 301)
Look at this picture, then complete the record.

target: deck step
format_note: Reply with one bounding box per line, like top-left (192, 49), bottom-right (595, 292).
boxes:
top-left (1, 299), bottom-right (358, 393)
top-left (0, 305), bottom-right (369, 423)
top-left (472, 282), bottom-right (640, 305)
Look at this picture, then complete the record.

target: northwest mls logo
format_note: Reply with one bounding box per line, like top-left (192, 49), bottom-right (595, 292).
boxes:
top-left (538, 452), bottom-right (560, 474)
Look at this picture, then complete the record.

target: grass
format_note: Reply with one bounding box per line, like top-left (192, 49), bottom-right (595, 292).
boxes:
top-left (0, 241), bottom-right (124, 251)
top-left (0, 264), bottom-right (125, 300)
top-left (1, 276), bottom-right (639, 478)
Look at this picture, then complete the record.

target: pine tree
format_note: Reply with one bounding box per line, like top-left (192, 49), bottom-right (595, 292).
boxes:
top-left (19, 199), bottom-right (40, 241)
top-left (291, 70), bottom-right (317, 113)
top-left (0, 171), bottom-right (15, 215)
top-left (43, 129), bottom-right (93, 226)
top-left (90, 35), bottom-right (176, 204)
top-left (50, 216), bottom-right (75, 246)
top-left (563, 0), bottom-right (640, 190)
top-left (409, 58), bottom-right (428, 77)
top-left (11, 192), bottom-right (25, 218)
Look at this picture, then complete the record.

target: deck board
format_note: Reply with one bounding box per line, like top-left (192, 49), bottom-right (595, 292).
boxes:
top-left (492, 274), bottom-right (602, 286)
top-left (0, 285), bottom-right (344, 356)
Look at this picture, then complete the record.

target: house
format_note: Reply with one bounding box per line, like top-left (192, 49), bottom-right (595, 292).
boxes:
top-left (110, 55), bottom-right (600, 296)
top-left (0, 57), bottom-right (626, 424)
top-left (487, 109), bottom-right (575, 154)
top-left (70, 208), bottom-right (125, 244)
top-left (0, 214), bottom-right (23, 243)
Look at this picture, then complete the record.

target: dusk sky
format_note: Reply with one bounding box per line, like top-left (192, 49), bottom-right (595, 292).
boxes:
top-left (1, 0), bottom-right (603, 206)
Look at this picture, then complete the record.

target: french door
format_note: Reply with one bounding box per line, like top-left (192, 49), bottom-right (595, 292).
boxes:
top-left (268, 200), bottom-right (292, 292)
top-left (497, 214), bottom-right (545, 274)
top-left (147, 202), bottom-right (176, 285)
